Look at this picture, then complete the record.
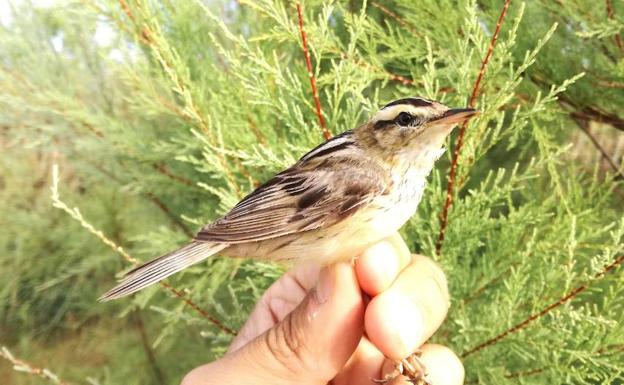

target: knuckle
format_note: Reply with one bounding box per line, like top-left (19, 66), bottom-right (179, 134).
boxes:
top-left (428, 260), bottom-right (448, 293)
top-left (262, 311), bottom-right (309, 375)
top-left (413, 255), bottom-right (449, 297)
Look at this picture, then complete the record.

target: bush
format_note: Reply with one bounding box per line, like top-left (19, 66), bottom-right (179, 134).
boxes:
top-left (1, 1), bottom-right (622, 384)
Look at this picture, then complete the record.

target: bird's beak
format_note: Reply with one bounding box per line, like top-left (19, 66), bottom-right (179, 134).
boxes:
top-left (431, 108), bottom-right (479, 125)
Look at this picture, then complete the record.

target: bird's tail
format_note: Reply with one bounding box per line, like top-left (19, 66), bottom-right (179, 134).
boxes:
top-left (99, 241), bottom-right (227, 301)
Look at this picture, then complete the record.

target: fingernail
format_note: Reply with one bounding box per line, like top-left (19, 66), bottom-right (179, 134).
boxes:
top-left (394, 298), bottom-right (424, 356)
top-left (363, 241), bottom-right (400, 289)
top-left (315, 267), bottom-right (332, 304)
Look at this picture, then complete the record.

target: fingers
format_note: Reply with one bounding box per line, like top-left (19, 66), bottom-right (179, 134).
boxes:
top-left (332, 341), bottom-right (463, 385)
top-left (333, 338), bottom-right (386, 385)
top-left (420, 345), bottom-right (464, 385)
top-left (228, 261), bottom-right (321, 353)
top-left (185, 262), bottom-right (365, 385)
top-left (365, 255), bottom-right (450, 360)
top-left (380, 344), bottom-right (464, 385)
top-left (356, 232), bottom-right (412, 296)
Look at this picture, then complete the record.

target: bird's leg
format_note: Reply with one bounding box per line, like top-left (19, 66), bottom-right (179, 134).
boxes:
top-left (372, 351), bottom-right (431, 385)
top-left (402, 351), bottom-right (431, 385)
top-left (371, 359), bottom-right (402, 384)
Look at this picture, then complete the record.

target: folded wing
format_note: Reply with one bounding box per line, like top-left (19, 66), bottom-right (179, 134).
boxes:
top-left (195, 159), bottom-right (388, 243)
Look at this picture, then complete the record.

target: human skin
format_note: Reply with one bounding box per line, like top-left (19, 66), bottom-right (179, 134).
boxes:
top-left (181, 233), bottom-right (464, 385)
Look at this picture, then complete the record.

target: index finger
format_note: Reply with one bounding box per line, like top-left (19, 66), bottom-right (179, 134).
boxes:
top-left (355, 233), bottom-right (412, 296)
top-left (365, 255), bottom-right (450, 360)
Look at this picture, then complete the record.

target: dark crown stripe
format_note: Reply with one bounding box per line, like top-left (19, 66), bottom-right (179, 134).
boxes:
top-left (383, 97), bottom-right (432, 109)
top-left (300, 130), bottom-right (355, 162)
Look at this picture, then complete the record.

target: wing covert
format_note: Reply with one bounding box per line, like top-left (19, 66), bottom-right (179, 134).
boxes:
top-left (194, 161), bottom-right (387, 243)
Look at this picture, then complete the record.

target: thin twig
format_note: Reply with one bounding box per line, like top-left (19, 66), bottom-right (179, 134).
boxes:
top-left (504, 367), bottom-right (545, 379)
top-left (462, 253), bottom-right (624, 357)
top-left (247, 115), bottom-right (268, 146)
top-left (531, 73), bottom-right (624, 132)
top-left (336, 50), bottom-right (456, 92)
top-left (159, 282), bottom-right (236, 335)
top-left (463, 264), bottom-right (517, 304)
top-left (134, 310), bottom-right (167, 385)
top-left (146, 193), bottom-right (195, 238)
top-left (606, 0), bottom-right (624, 54)
top-left (152, 163), bottom-right (194, 186)
top-left (465, 367), bottom-right (544, 384)
top-left (529, 74), bottom-right (624, 178)
top-left (88, 161), bottom-right (196, 237)
top-left (237, 1), bottom-right (441, 92)
top-left (371, 1), bottom-right (421, 37)
top-left (296, 2), bottom-right (331, 141)
top-left (117, 0), bottom-right (244, 197)
top-left (574, 118), bottom-right (624, 180)
top-left (597, 79), bottom-right (624, 89)
top-left (570, 104), bottom-right (624, 132)
top-left (50, 165), bottom-right (236, 335)
top-left (435, 0), bottom-right (511, 255)
top-left (0, 346), bottom-right (72, 385)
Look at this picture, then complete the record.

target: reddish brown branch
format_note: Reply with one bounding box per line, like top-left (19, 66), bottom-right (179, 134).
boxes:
top-left (146, 193), bottom-right (194, 238)
top-left (463, 264), bottom-right (516, 304)
top-left (88, 162), bottom-right (196, 236)
top-left (597, 79), bottom-right (624, 89)
top-left (571, 104), bottom-right (624, 132)
top-left (336, 51), bottom-right (456, 92)
top-left (247, 115), bottom-right (268, 146)
top-left (82, 122), bottom-right (104, 138)
top-left (118, 0), bottom-right (244, 197)
top-left (465, 367), bottom-right (544, 384)
top-left (504, 367), bottom-right (545, 379)
top-left (574, 119), bottom-right (624, 180)
top-left (53, 168), bottom-right (234, 334)
top-left (435, 0), bottom-right (511, 255)
top-left (462, 254), bottom-right (624, 357)
top-left (153, 163), bottom-right (194, 186)
top-left (296, 2), bottom-right (331, 141)
top-left (606, 0), bottom-right (624, 53)
top-left (529, 74), bottom-right (624, 177)
top-left (134, 310), bottom-right (167, 385)
top-left (371, 1), bottom-right (421, 36)
top-left (160, 282), bottom-right (237, 335)
top-left (466, 343), bottom-right (624, 383)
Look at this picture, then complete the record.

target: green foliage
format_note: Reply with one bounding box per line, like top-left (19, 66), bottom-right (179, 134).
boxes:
top-left (1, 0), bottom-right (623, 384)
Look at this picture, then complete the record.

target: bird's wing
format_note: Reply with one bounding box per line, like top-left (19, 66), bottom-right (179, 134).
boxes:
top-left (195, 160), bottom-right (388, 243)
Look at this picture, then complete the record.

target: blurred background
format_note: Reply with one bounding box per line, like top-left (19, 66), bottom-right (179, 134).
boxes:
top-left (1, 0), bottom-right (623, 384)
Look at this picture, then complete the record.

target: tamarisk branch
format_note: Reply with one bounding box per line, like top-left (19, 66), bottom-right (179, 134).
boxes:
top-left (462, 253), bottom-right (624, 357)
top-left (296, 2), bottom-right (331, 141)
top-left (435, 0), bottom-right (511, 255)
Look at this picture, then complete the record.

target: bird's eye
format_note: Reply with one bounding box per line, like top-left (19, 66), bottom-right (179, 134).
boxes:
top-left (396, 112), bottom-right (413, 126)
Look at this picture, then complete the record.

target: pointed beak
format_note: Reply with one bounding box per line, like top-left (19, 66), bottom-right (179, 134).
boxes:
top-left (431, 108), bottom-right (479, 125)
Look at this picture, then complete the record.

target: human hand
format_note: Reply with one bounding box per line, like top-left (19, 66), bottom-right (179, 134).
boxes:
top-left (181, 233), bottom-right (463, 385)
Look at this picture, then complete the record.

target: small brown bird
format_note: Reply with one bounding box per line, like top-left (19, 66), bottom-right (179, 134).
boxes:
top-left (101, 96), bottom-right (477, 384)
top-left (101, 97), bottom-right (476, 301)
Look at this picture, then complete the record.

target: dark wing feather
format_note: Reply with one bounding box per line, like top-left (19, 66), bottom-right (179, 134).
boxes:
top-left (195, 160), bottom-right (388, 243)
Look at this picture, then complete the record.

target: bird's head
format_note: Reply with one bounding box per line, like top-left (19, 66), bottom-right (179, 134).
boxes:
top-left (356, 97), bottom-right (478, 165)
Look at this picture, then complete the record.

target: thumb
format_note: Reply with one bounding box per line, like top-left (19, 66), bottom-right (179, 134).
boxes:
top-left (218, 262), bottom-right (363, 385)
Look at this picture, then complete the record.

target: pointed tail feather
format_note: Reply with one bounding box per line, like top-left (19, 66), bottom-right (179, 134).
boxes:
top-left (99, 241), bottom-right (227, 301)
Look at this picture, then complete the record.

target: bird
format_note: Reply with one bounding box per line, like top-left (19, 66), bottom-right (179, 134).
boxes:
top-left (101, 97), bottom-right (477, 302)
top-left (101, 96), bottom-right (477, 385)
